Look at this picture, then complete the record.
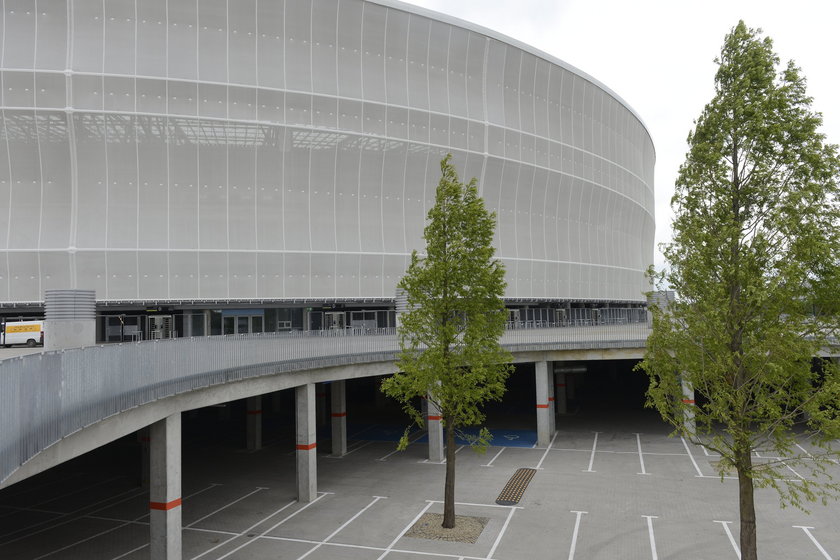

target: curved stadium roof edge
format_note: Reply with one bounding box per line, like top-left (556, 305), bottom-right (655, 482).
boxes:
top-left (370, 0), bottom-right (654, 152)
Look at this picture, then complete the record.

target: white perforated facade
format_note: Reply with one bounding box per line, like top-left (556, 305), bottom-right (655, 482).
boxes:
top-left (0, 0), bottom-right (654, 311)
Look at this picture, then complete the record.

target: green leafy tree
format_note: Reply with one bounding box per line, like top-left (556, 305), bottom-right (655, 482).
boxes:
top-left (381, 155), bottom-right (512, 529)
top-left (640, 21), bottom-right (840, 560)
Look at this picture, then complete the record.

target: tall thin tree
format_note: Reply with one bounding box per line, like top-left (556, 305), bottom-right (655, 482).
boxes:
top-left (640, 21), bottom-right (840, 560)
top-left (382, 154), bottom-right (512, 529)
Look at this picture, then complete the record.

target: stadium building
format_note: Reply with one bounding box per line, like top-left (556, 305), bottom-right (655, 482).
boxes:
top-left (0, 0), bottom-right (655, 341)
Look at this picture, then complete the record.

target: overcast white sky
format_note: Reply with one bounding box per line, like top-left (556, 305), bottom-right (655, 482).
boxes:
top-left (401, 0), bottom-right (840, 270)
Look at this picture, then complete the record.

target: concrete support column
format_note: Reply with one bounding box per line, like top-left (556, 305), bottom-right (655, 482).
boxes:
top-left (547, 368), bottom-right (556, 436)
top-left (330, 380), bottom-right (347, 457)
top-left (535, 361), bottom-right (551, 446)
top-left (150, 414), bottom-right (181, 560)
top-left (296, 384), bottom-right (317, 502)
top-left (554, 368), bottom-right (568, 414)
top-left (316, 384), bottom-right (328, 426)
top-left (681, 377), bottom-right (695, 435)
top-left (246, 396), bottom-right (262, 452)
top-left (427, 394), bottom-right (444, 463)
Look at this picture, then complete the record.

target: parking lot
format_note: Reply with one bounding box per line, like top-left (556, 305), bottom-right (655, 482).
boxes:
top-left (1, 402), bottom-right (839, 560)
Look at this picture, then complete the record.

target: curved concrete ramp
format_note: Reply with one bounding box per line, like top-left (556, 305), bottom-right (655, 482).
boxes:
top-left (0, 324), bottom-right (649, 488)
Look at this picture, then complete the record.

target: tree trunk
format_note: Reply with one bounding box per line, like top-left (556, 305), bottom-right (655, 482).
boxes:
top-left (736, 446), bottom-right (757, 560)
top-left (442, 418), bottom-right (456, 528)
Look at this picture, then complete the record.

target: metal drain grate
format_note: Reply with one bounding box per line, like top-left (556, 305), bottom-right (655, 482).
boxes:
top-left (495, 467), bottom-right (537, 505)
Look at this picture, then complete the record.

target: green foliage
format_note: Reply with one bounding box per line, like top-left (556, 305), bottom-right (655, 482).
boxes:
top-left (382, 154), bottom-right (512, 447)
top-left (640, 20), bottom-right (840, 514)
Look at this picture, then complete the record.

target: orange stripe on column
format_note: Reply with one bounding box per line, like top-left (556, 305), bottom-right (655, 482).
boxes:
top-left (296, 442), bottom-right (317, 450)
top-left (536, 404), bottom-right (549, 409)
top-left (681, 399), bottom-right (696, 404)
top-left (427, 415), bottom-right (442, 421)
top-left (331, 412), bottom-right (347, 418)
top-left (548, 397), bottom-right (555, 402)
top-left (149, 498), bottom-right (182, 511)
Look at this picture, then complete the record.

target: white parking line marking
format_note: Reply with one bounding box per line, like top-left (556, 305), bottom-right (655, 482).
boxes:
top-left (186, 486), bottom-right (267, 528)
top-left (584, 432), bottom-right (600, 472)
top-left (425, 500), bottom-right (523, 510)
top-left (549, 447), bottom-right (689, 457)
top-left (485, 506), bottom-right (516, 559)
top-left (0, 486), bottom-right (147, 544)
top-left (782, 460), bottom-right (806, 480)
top-left (714, 520), bottom-right (741, 558)
top-left (87, 514), bottom-right (146, 526)
top-left (32, 484), bottom-right (219, 560)
top-left (296, 496), bottom-right (385, 560)
top-left (794, 526), bottom-right (833, 559)
top-left (481, 447), bottom-right (506, 468)
top-left (642, 515), bottom-right (658, 560)
top-left (796, 438), bottom-right (840, 465)
top-left (794, 442), bottom-right (840, 465)
top-left (330, 439), bottom-right (375, 457)
top-left (755, 450), bottom-right (807, 481)
top-left (635, 433), bottom-right (650, 475)
top-left (187, 527), bottom-right (238, 536)
top-left (215, 493), bottom-right (331, 560)
top-left (110, 542), bottom-right (149, 560)
top-left (567, 510), bottom-right (587, 560)
top-left (378, 431), bottom-right (425, 461)
top-left (377, 501), bottom-right (435, 560)
top-left (259, 533), bottom-right (500, 560)
top-left (0, 473), bottom-right (113, 520)
top-left (419, 445), bottom-right (465, 464)
top-left (192, 493), bottom-right (327, 560)
top-left (681, 436), bottom-right (704, 477)
top-left (534, 431), bottom-right (559, 470)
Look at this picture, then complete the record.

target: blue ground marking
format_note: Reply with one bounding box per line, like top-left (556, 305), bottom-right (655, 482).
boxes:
top-left (346, 424), bottom-right (415, 442)
top-left (344, 424), bottom-right (537, 448)
top-left (413, 427), bottom-right (537, 448)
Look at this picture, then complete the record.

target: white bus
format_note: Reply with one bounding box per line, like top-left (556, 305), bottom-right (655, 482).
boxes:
top-left (2, 320), bottom-right (45, 347)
